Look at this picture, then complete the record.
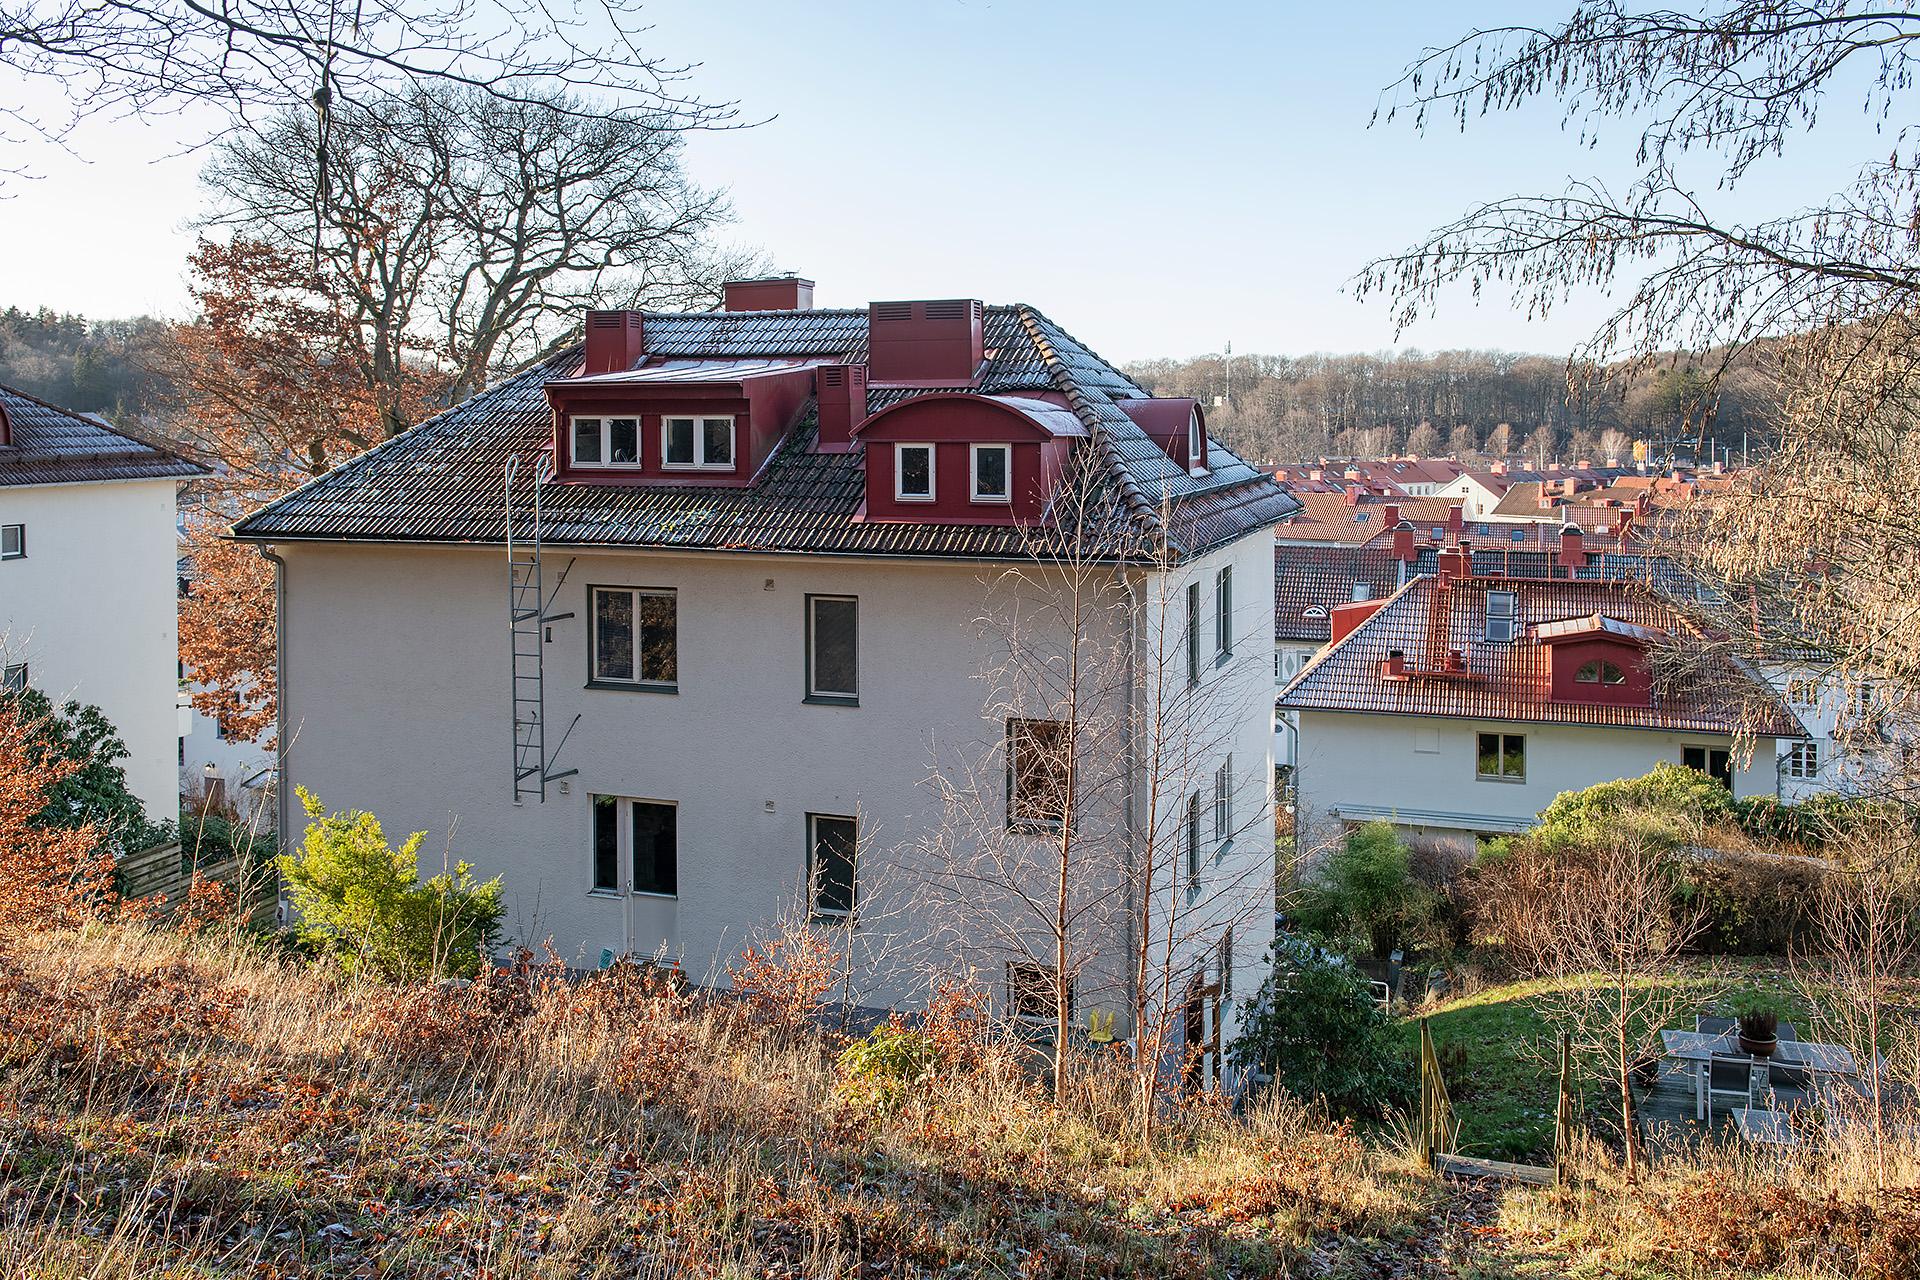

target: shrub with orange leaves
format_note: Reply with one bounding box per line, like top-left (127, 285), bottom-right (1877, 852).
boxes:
top-left (725, 919), bottom-right (844, 1040)
top-left (0, 697), bottom-right (112, 931)
top-left (1644, 1174), bottom-right (1920, 1279)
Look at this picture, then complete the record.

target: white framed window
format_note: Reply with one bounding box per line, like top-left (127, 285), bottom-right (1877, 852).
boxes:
top-left (2, 663), bottom-right (24, 692)
top-left (969, 443), bottom-right (1011, 503)
top-left (1786, 741), bottom-right (1820, 779)
top-left (1186, 410), bottom-right (1206, 473)
top-left (569, 416), bottom-right (641, 468)
top-left (808, 813), bottom-right (858, 920)
top-left (1485, 591), bottom-right (1517, 642)
top-left (590, 586), bottom-right (677, 687)
top-left (1575, 660), bottom-right (1626, 686)
top-left (590, 794), bottom-right (677, 897)
top-left (0, 524), bottom-right (23, 560)
top-left (1186, 791), bottom-right (1203, 880)
top-left (805, 594), bottom-right (858, 704)
top-left (661, 415), bottom-right (735, 470)
top-left (1215, 565), bottom-right (1233, 656)
top-left (1476, 732), bottom-right (1525, 781)
top-left (894, 443), bottom-right (935, 501)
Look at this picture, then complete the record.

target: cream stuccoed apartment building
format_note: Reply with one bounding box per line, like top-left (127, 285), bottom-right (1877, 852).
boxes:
top-left (1278, 538), bottom-right (1803, 851)
top-left (0, 383), bottom-right (205, 819)
top-left (234, 281), bottom-right (1297, 1059)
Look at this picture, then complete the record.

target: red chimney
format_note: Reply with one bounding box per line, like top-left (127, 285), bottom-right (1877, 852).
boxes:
top-left (867, 299), bottom-right (985, 385)
top-left (814, 363), bottom-right (867, 452)
top-left (1342, 485), bottom-right (1362, 507)
top-left (724, 276), bottom-right (815, 312)
top-left (1377, 650), bottom-right (1409, 681)
top-left (1446, 504), bottom-right (1464, 534)
top-left (1330, 599), bottom-right (1386, 643)
top-left (1391, 519), bottom-right (1416, 563)
top-left (1438, 546), bottom-right (1468, 581)
top-left (1558, 523), bottom-right (1588, 571)
top-left (583, 310), bottom-right (645, 375)
top-left (1382, 503), bottom-right (1400, 528)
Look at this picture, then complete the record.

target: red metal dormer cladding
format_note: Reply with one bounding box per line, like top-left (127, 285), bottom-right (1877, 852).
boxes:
top-left (1115, 397), bottom-right (1208, 473)
top-left (544, 358), bottom-right (818, 487)
top-left (1535, 614), bottom-right (1661, 707)
top-left (866, 300), bottom-right (985, 386)
top-left (851, 392), bottom-right (1085, 524)
top-left (0, 400), bottom-right (10, 448)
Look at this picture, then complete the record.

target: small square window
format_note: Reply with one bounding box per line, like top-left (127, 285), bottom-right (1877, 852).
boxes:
top-left (970, 444), bottom-right (1011, 503)
top-left (1786, 741), bottom-right (1820, 779)
top-left (895, 444), bottom-right (935, 501)
top-left (1476, 732), bottom-right (1525, 781)
top-left (591, 586), bottom-right (677, 687)
top-left (571, 418), bottom-right (604, 466)
top-left (0, 524), bottom-right (23, 560)
top-left (662, 416), bottom-right (734, 470)
top-left (1007, 961), bottom-right (1067, 1023)
top-left (2, 662), bottom-right (25, 692)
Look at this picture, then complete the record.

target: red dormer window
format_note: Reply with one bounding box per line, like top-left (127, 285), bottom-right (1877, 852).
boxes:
top-left (663, 416), bottom-right (735, 470)
top-left (970, 444), bottom-right (1011, 503)
top-left (570, 416), bottom-right (641, 469)
top-left (853, 393), bottom-right (1085, 524)
top-left (894, 444), bottom-right (935, 502)
top-left (1575, 659), bottom-right (1627, 687)
top-left (1536, 613), bottom-right (1659, 707)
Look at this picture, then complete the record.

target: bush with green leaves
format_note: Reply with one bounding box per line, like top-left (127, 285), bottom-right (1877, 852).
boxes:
top-left (2, 686), bottom-right (171, 855)
top-left (834, 1023), bottom-right (942, 1111)
top-left (278, 787), bottom-right (503, 980)
top-left (1309, 822), bottom-right (1434, 957)
top-left (1532, 762), bottom-right (1734, 854)
top-left (1228, 936), bottom-right (1413, 1118)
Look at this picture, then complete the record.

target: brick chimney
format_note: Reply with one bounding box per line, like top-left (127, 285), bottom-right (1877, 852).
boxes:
top-left (815, 363), bottom-right (867, 452)
top-left (1391, 519), bottom-right (1417, 562)
top-left (724, 276), bottom-right (815, 312)
top-left (1378, 650), bottom-right (1409, 681)
top-left (1438, 544), bottom-right (1470, 581)
top-left (867, 299), bottom-right (984, 385)
top-left (1447, 504), bottom-right (1464, 534)
top-left (583, 310), bottom-right (645, 375)
top-left (1558, 523), bottom-right (1588, 571)
top-left (1343, 485), bottom-right (1362, 507)
top-left (1382, 503), bottom-right (1400, 527)
top-left (1490, 459), bottom-right (1508, 475)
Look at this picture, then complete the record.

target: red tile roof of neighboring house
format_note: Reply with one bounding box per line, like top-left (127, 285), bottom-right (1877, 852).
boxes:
top-left (1274, 544), bottom-right (1407, 642)
top-left (1278, 573), bottom-right (1801, 737)
top-left (0, 383), bottom-right (205, 488)
top-left (1273, 491), bottom-right (1457, 546)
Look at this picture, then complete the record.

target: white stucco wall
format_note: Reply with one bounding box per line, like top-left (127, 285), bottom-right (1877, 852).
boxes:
top-left (0, 478), bottom-right (181, 817)
top-left (1293, 709), bottom-right (1777, 848)
top-left (273, 530), bottom-right (1278, 1024)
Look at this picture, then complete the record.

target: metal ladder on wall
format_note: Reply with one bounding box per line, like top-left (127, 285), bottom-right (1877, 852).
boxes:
top-left (505, 453), bottom-right (580, 803)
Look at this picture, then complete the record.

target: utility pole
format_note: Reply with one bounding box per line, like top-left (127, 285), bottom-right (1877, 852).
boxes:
top-left (1223, 339), bottom-right (1233, 408)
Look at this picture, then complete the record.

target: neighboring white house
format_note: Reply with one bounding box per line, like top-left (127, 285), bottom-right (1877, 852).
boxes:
top-left (233, 283), bottom-right (1297, 1065)
top-left (0, 383), bottom-right (204, 819)
top-left (1278, 542), bottom-right (1802, 851)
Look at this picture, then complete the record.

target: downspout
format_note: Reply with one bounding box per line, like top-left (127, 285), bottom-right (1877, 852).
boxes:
top-left (260, 545), bottom-right (290, 911)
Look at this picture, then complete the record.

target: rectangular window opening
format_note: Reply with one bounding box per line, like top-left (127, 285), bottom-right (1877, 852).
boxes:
top-left (1186, 582), bottom-right (1202, 685)
top-left (590, 795), bottom-right (678, 897)
top-left (1215, 565), bottom-right (1234, 656)
top-left (806, 595), bottom-right (858, 703)
top-left (1486, 591), bottom-right (1517, 643)
top-left (2, 663), bottom-right (26, 693)
top-left (1475, 732), bottom-right (1526, 781)
top-left (895, 443), bottom-right (935, 501)
top-left (662, 416), bottom-right (734, 470)
top-left (0, 524), bottom-right (23, 560)
top-left (809, 813), bottom-right (857, 919)
top-left (591, 586), bottom-right (677, 687)
top-left (970, 443), bottom-right (1011, 503)
top-left (1007, 717), bottom-right (1070, 830)
top-left (1008, 961), bottom-right (1067, 1023)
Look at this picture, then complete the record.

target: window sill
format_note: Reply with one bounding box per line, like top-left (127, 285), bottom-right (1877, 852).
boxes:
top-left (585, 680), bottom-right (678, 695)
top-left (589, 888), bottom-right (680, 900)
top-left (894, 494), bottom-right (936, 504)
top-left (969, 496), bottom-right (1011, 506)
top-left (1008, 819), bottom-right (1067, 837)
top-left (661, 464), bottom-right (735, 473)
top-left (1475, 775), bottom-right (1527, 784)
top-left (1214, 650), bottom-right (1233, 668)
top-left (1214, 839), bottom-right (1233, 863)
top-left (803, 694), bottom-right (859, 708)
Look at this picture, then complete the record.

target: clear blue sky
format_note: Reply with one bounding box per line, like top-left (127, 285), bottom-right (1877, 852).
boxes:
top-left (0, 1), bottom-right (1885, 361)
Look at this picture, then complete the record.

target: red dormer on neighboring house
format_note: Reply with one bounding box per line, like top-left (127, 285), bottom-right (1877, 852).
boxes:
top-left (852, 392), bottom-right (1085, 523)
top-left (1534, 613), bottom-right (1661, 707)
top-left (1115, 397), bottom-right (1208, 475)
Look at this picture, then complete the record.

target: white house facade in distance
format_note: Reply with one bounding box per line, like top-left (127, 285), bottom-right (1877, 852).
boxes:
top-left (233, 282), bottom-right (1297, 1064)
top-left (0, 383), bottom-right (205, 819)
top-left (1279, 539), bottom-right (1803, 851)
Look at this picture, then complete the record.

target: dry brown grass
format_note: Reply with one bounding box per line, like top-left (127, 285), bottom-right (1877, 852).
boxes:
top-left (0, 923), bottom-right (1433, 1278)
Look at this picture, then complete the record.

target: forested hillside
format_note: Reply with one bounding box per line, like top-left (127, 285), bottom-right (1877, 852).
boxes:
top-left (1124, 348), bottom-right (1777, 466)
top-left (0, 308), bottom-right (171, 420)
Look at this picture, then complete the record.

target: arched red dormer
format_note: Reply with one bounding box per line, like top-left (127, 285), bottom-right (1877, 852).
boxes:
top-left (1536, 614), bottom-right (1661, 707)
top-left (851, 392), bottom-right (1085, 523)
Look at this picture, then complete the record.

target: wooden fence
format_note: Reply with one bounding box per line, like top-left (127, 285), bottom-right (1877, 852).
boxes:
top-left (118, 841), bottom-right (280, 930)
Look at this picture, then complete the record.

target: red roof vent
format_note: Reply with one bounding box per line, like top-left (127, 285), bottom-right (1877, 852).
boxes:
top-left (583, 310), bottom-right (645, 375)
top-left (867, 299), bottom-right (984, 385)
top-left (724, 277), bottom-right (815, 312)
top-left (815, 363), bottom-right (867, 452)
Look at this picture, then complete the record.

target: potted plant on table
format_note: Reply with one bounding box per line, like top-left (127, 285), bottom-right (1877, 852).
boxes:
top-left (1731, 990), bottom-right (1789, 1057)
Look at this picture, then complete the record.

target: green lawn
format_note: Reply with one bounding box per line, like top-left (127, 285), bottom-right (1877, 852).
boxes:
top-left (1389, 965), bottom-right (1810, 1162)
